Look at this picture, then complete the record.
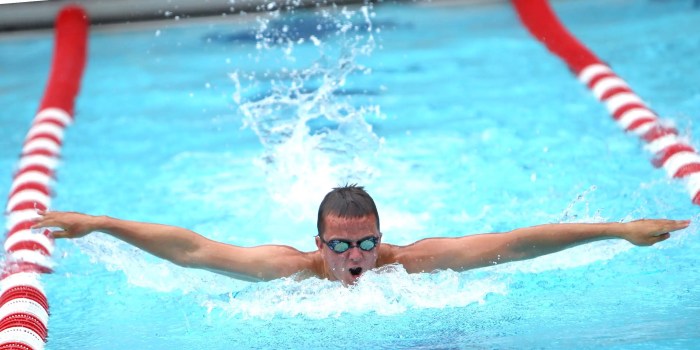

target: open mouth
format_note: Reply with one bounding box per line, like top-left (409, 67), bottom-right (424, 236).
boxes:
top-left (349, 267), bottom-right (363, 277)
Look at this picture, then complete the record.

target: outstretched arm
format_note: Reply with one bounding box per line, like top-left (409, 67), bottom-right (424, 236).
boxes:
top-left (388, 219), bottom-right (690, 273)
top-left (32, 211), bottom-right (314, 281)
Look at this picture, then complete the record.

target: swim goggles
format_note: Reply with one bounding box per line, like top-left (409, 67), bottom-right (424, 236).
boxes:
top-left (319, 236), bottom-right (379, 254)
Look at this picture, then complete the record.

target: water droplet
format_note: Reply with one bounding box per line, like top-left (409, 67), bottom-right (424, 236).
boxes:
top-left (309, 35), bottom-right (321, 46)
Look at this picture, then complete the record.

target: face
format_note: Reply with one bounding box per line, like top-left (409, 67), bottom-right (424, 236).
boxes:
top-left (316, 214), bottom-right (381, 285)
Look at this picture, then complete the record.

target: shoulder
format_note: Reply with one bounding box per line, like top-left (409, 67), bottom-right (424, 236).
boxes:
top-left (277, 248), bottom-right (325, 278)
top-left (377, 243), bottom-right (402, 266)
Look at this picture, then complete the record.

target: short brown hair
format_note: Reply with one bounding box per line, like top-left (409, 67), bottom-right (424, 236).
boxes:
top-left (317, 184), bottom-right (380, 237)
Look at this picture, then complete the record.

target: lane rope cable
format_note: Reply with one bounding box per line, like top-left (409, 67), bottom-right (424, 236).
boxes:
top-left (1, 6), bottom-right (88, 350)
top-left (512, 0), bottom-right (700, 205)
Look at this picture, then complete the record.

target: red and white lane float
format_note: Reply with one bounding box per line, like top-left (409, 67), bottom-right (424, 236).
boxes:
top-left (1, 6), bottom-right (88, 350)
top-left (512, 0), bottom-right (700, 205)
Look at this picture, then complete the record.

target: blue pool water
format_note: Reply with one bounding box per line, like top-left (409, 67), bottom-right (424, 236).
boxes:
top-left (1, 0), bottom-right (699, 348)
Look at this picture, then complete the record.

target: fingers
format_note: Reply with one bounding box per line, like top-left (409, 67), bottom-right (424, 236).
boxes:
top-left (31, 211), bottom-right (70, 239)
top-left (651, 230), bottom-right (669, 237)
top-left (31, 221), bottom-right (68, 238)
top-left (31, 217), bottom-right (58, 230)
top-left (30, 211), bottom-right (66, 230)
top-left (654, 232), bottom-right (670, 243)
top-left (673, 219), bottom-right (691, 230)
top-left (638, 232), bottom-right (671, 246)
top-left (50, 230), bottom-right (70, 239)
top-left (626, 219), bottom-right (689, 246)
top-left (642, 219), bottom-right (690, 235)
top-left (656, 219), bottom-right (690, 235)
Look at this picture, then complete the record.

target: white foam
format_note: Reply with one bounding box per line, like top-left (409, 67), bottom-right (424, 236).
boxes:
top-left (203, 265), bottom-right (507, 319)
top-left (73, 233), bottom-right (244, 295)
top-left (487, 239), bottom-right (633, 274)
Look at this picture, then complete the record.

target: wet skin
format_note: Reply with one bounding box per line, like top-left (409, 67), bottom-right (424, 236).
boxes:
top-left (30, 211), bottom-right (691, 285)
top-left (315, 214), bottom-right (381, 285)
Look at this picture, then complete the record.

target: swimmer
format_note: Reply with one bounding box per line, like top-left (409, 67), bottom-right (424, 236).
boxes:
top-left (32, 185), bottom-right (690, 285)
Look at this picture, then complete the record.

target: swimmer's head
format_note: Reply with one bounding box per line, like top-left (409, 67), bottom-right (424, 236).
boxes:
top-left (316, 185), bottom-right (381, 285)
top-left (316, 184), bottom-right (380, 238)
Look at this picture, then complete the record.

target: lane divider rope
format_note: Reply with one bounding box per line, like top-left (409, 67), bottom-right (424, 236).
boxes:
top-left (1, 6), bottom-right (88, 350)
top-left (512, 0), bottom-right (700, 205)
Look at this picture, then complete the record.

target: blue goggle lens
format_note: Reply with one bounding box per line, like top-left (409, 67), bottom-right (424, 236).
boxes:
top-left (326, 237), bottom-right (378, 253)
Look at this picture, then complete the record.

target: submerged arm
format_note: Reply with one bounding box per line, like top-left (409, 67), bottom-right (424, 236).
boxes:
top-left (32, 211), bottom-right (312, 281)
top-left (389, 219), bottom-right (690, 273)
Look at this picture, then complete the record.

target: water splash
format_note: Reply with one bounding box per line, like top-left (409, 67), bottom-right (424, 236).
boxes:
top-left (73, 234), bottom-right (246, 294)
top-left (204, 265), bottom-right (508, 319)
top-left (67, 3), bottom-right (393, 306)
top-left (66, 2), bottom-right (658, 320)
top-left (233, 3), bottom-right (384, 221)
top-left (558, 185), bottom-right (602, 223)
top-left (72, 233), bottom-right (510, 319)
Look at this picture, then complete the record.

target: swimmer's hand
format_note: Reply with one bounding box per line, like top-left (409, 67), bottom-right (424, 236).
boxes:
top-left (31, 211), bottom-right (99, 239)
top-left (618, 219), bottom-right (690, 246)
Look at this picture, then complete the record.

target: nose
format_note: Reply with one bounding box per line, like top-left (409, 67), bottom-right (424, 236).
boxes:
top-left (347, 246), bottom-right (363, 261)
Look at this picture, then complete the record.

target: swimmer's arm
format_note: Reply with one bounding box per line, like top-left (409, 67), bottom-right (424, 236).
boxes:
top-left (387, 219), bottom-right (690, 273)
top-left (32, 211), bottom-right (313, 282)
top-left (182, 239), bottom-right (315, 282)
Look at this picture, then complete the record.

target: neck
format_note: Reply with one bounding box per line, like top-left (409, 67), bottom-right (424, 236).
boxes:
top-left (310, 250), bottom-right (335, 280)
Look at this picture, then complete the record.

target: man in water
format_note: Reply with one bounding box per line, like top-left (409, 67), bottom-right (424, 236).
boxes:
top-left (32, 185), bottom-right (689, 285)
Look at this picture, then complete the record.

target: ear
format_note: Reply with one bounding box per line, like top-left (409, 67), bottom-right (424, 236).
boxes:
top-left (315, 236), bottom-right (322, 250)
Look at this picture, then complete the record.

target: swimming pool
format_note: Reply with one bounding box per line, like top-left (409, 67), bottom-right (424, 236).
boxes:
top-left (1, 0), bottom-right (699, 348)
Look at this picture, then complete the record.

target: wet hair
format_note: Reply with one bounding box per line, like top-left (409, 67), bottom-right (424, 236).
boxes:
top-left (317, 184), bottom-right (380, 237)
